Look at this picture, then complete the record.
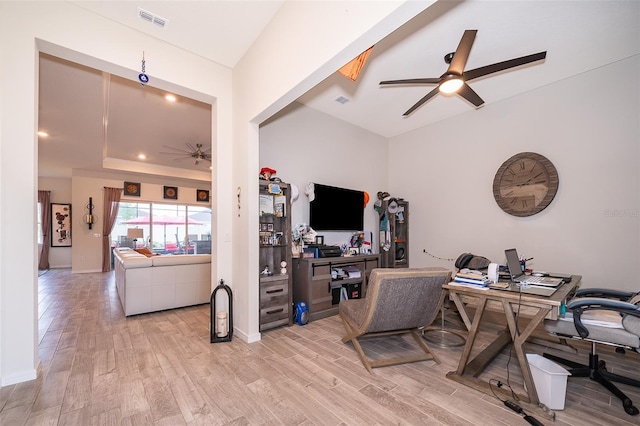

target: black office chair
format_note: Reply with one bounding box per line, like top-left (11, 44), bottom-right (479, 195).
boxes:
top-left (544, 288), bottom-right (640, 416)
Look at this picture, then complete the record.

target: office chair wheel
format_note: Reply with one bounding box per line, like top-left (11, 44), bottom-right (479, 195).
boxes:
top-left (623, 399), bottom-right (639, 416)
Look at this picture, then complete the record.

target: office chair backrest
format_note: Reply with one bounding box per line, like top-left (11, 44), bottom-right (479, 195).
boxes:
top-left (624, 293), bottom-right (640, 345)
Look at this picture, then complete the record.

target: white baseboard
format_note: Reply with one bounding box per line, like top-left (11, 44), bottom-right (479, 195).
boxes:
top-left (72, 268), bottom-right (103, 273)
top-left (1, 367), bottom-right (38, 386)
top-left (232, 327), bottom-right (261, 343)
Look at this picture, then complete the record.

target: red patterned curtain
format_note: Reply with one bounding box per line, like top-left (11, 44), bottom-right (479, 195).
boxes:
top-left (102, 187), bottom-right (122, 272)
top-left (38, 190), bottom-right (51, 270)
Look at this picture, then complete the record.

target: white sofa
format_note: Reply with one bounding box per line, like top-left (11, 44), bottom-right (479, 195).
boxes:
top-left (113, 248), bottom-right (211, 316)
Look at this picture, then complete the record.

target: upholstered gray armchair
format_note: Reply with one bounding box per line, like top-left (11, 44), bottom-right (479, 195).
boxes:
top-left (544, 288), bottom-right (640, 416)
top-left (339, 267), bottom-right (452, 373)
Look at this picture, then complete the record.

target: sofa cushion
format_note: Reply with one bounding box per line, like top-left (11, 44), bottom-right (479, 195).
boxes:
top-left (118, 251), bottom-right (145, 258)
top-left (121, 256), bottom-right (153, 268)
top-left (152, 254), bottom-right (211, 266)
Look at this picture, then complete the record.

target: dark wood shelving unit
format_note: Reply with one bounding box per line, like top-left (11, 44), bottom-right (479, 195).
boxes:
top-left (259, 180), bottom-right (293, 331)
top-left (379, 199), bottom-right (409, 268)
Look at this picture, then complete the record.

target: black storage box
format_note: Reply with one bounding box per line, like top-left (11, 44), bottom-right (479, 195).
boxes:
top-left (331, 282), bottom-right (362, 305)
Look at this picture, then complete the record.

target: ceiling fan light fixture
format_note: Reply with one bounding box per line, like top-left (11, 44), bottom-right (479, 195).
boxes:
top-left (439, 75), bottom-right (464, 94)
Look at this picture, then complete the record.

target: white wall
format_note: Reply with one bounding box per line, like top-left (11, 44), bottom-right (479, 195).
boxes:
top-left (0, 1), bottom-right (232, 386)
top-left (388, 55), bottom-right (640, 291)
top-left (260, 102), bottom-right (388, 248)
top-left (0, 0), bottom-right (425, 384)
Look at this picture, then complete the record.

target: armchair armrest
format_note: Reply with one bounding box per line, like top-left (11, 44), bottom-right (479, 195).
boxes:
top-left (575, 288), bottom-right (635, 301)
top-left (567, 297), bottom-right (640, 338)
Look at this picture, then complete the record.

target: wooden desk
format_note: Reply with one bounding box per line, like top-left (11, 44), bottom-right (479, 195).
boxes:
top-left (443, 276), bottom-right (581, 418)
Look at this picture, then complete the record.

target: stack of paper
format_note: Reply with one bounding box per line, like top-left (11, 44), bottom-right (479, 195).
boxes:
top-left (454, 271), bottom-right (491, 286)
top-left (343, 266), bottom-right (362, 278)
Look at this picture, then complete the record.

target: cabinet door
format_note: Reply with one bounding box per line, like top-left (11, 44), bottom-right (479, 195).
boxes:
top-left (310, 265), bottom-right (332, 312)
top-left (311, 278), bottom-right (333, 311)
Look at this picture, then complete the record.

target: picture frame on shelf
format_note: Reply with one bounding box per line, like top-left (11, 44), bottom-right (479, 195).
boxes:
top-left (51, 203), bottom-right (72, 247)
top-left (124, 181), bottom-right (141, 197)
top-left (163, 186), bottom-right (178, 200)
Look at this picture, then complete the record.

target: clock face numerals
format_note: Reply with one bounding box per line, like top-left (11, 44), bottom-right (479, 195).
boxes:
top-left (493, 152), bottom-right (559, 217)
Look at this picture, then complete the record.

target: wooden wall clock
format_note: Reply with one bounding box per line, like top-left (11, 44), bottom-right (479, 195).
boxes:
top-left (492, 152), bottom-right (559, 217)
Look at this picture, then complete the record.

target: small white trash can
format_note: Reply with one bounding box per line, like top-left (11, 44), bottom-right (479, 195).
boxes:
top-left (526, 354), bottom-right (571, 410)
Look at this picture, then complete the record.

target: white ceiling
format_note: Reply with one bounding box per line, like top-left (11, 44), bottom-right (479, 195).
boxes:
top-left (37, 1), bottom-right (639, 179)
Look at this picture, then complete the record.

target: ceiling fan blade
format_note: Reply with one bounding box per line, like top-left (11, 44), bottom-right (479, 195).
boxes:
top-left (166, 155), bottom-right (194, 161)
top-left (447, 29), bottom-right (477, 75)
top-left (161, 145), bottom-right (191, 154)
top-left (457, 83), bottom-right (484, 107)
top-left (463, 51), bottom-right (547, 81)
top-left (380, 78), bottom-right (440, 85)
top-left (159, 151), bottom-right (190, 156)
top-left (403, 87), bottom-right (440, 116)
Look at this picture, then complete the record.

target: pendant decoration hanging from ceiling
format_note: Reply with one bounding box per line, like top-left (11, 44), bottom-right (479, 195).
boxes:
top-left (138, 51), bottom-right (149, 87)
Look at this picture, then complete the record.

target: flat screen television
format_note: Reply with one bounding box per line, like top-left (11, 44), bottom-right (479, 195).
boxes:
top-left (309, 183), bottom-right (364, 231)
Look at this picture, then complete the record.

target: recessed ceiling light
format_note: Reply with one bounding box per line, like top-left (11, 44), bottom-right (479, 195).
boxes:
top-left (138, 154), bottom-right (146, 160)
top-left (37, 131), bottom-right (49, 137)
top-left (165, 94), bottom-right (177, 102)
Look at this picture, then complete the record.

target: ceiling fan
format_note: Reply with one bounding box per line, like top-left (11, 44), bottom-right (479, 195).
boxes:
top-left (160, 143), bottom-right (212, 165)
top-left (380, 29), bottom-right (547, 116)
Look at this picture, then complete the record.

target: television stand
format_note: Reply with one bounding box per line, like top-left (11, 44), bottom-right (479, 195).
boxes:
top-left (292, 254), bottom-right (379, 322)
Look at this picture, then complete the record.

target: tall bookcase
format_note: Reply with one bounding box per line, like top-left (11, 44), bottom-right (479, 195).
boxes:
top-left (379, 198), bottom-right (409, 268)
top-left (259, 180), bottom-right (292, 331)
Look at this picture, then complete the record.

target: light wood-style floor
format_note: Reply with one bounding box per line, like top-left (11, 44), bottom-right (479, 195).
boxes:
top-left (1, 269), bottom-right (639, 425)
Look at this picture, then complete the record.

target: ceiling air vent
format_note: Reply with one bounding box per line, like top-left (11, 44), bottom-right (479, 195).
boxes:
top-left (335, 95), bottom-right (351, 105)
top-left (138, 8), bottom-right (168, 29)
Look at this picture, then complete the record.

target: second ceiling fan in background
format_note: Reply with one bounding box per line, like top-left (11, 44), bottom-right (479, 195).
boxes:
top-left (380, 29), bottom-right (547, 116)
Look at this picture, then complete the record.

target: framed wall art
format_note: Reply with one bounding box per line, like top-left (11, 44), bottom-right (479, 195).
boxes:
top-left (51, 203), bottom-right (72, 247)
top-left (196, 189), bottom-right (210, 202)
top-left (124, 181), bottom-right (141, 197)
top-left (163, 186), bottom-right (178, 200)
